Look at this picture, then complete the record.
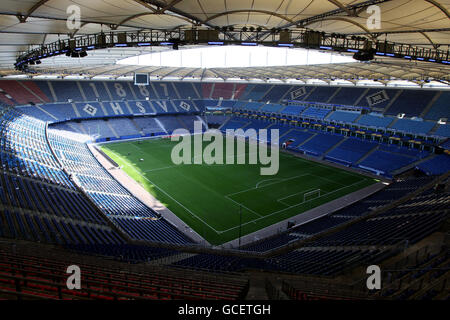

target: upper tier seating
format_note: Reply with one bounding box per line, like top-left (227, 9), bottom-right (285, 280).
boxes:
top-left (261, 85), bottom-right (293, 102)
top-left (328, 87), bottom-right (367, 105)
top-left (245, 84), bottom-right (271, 101)
top-left (424, 91), bottom-right (450, 121)
top-left (205, 114), bottom-right (228, 126)
top-left (304, 86), bottom-right (338, 103)
top-left (279, 129), bottom-right (313, 148)
top-left (385, 90), bottom-right (437, 117)
top-left (17, 99), bottom-right (199, 124)
top-left (173, 82), bottom-right (202, 99)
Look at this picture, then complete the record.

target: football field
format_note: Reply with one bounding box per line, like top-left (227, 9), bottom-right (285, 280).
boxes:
top-left (100, 137), bottom-right (377, 245)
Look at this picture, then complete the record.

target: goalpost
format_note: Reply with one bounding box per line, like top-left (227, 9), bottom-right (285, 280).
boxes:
top-left (303, 189), bottom-right (321, 203)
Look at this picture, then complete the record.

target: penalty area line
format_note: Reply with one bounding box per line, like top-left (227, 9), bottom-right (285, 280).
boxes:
top-left (105, 149), bottom-right (222, 235)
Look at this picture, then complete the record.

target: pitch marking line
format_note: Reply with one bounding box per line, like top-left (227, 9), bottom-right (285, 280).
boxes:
top-left (226, 174), bottom-right (310, 198)
top-left (285, 152), bottom-right (366, 180)
top-left (256, 178), bottom-right (282, 188)
top-left (218, 179), bottom-right (367, 234)
top-left (224, 195), bottom-right (262, 218)
top-left (277, 188), bottom-right (320, 207)
top-left (145, 165), bottom-right (178, 173)
top-left (106, 149), bottom-right (222, 234)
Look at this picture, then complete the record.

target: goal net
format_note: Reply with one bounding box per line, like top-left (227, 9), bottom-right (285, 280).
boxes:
top-left (303, 189), bottom-right (321, 202)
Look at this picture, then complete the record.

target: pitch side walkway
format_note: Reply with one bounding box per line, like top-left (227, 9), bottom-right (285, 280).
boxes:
top-left (88, 143), bottom-right (208, 245)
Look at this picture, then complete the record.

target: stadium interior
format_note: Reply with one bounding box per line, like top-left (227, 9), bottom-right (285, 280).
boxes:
top-left (0, 0), bottom-right (449, 302)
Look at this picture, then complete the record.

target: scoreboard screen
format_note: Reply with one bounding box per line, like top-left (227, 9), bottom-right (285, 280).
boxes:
top-left (134, 73), bottom-right (149, 85)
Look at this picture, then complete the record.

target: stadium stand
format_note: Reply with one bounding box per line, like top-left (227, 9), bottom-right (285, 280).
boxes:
top-left (0, 243), bottom-right (249, 300)
top-left (326, 110), bottom-right (361, 123)
top-left (328, 87), bottom-right (367, 106)
top-left (358, 150), bottom-right (417, 176)
top-left (301, 107), bottom-right (331, 119)
top-left (356, 113), bottom-right (395, 128)
top-left (0, 79), bottom-right (449, 301)
top-left (304, 86), bottom-right (338, 103)
top-left (326, 138), bottom-right (378, 166)
top-left (434, 124), bottom-right (450, 138)
top-left (417, 155), bottom-right (450, 175)
top-left (298, 133), bottom-right (343, 156)
top-left (279, 105), bottom-right (307, 116)
top-left (385, 90), bottom-right (437, 117)
top-left (46, 129), bottom-right (194, 245)
top-left (424, 92), bottom-right (450, 121)
top-left (390, 118), bottom-right (436, 135)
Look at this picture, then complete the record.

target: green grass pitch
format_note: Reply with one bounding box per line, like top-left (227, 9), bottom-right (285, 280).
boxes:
top-left (100, 137), bottom-right (378, 245)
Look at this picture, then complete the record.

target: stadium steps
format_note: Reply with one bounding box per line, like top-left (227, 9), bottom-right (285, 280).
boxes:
top-left (295, 132), bottom-right (318, 148)
top-left (191, 84), bottom-right (202, 99)
top-left (105, 121), bottom-right (120, 139)
top-left (196, 115), bottom-right (209, 130)
top-left (17, 81), bottom-right (47, 104)
top-left (391, 153), bottom-right (437, 176)
top-left (170, 83), bottom-right (182, 100)
top-left (354, 145), bottom-right (380, 165)
top-left (261, 85), bottom-right (275, 102)
top-left (35, 105), bottom-right (59, 122)
top-left (432, 276), bottom-right (450, 300)
top-left (146, 252), bottom-right (197, 266)
top-left (218, 117), bottom-right (232, 130)
top-left (383, 89), bottom-right (404, 115)
top-left (277, 105), bottom-right (289, 115)
top-left (279, 88), bottom-right (293, 102)
top-left (354, 113), bottom-right (364, 123)
top-left (387, 117), bottom-right (399, 129)
top-left (390, 251), bottom-right (449, 300)
top-left (326, 87), bottom-right (341, 103)
top-left (130, 119), bottom-right (145, 136)
top-left (354, 88), bottom-right (370, 106)
top-left (191, 99), bottom-right (200, 112)
top-left (208, 83), bottom-right (215, 99)
top-left (245, 274), bottom-right (269, 300)
top-left (303, 86), bottom-right (316, 101)
top-left (240, 121), bottom-right (252, 130)
top-left (154, 117), bottom-right (169, 134)
top-left (420, 91), bottom-right (442, 119)
top-left (322, 136), bottom-right (348, 157)
top-left (75, 122), bottom-right (88, 135)
top-left (278, 127), bottom-right (295, 140)
top-left (176, 117), bottom-right (189, 131)
top-left (428, 122), bottom-right (441, 135)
